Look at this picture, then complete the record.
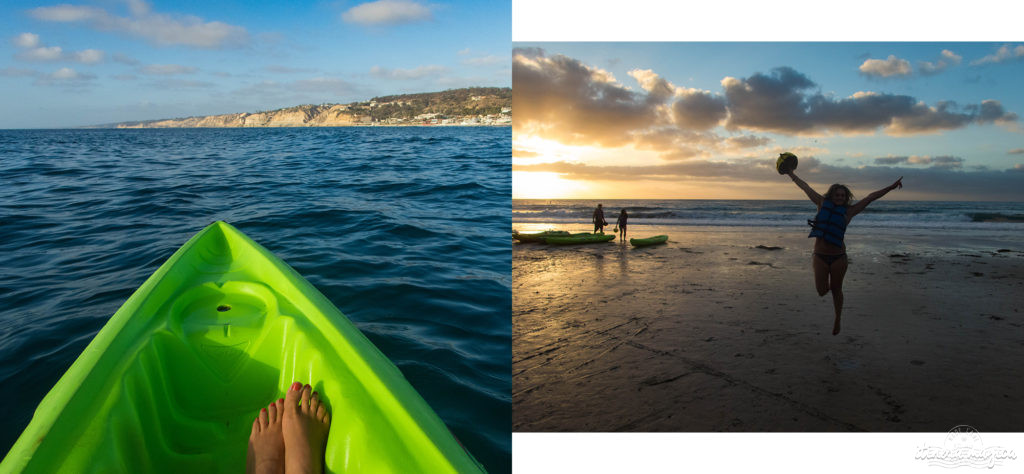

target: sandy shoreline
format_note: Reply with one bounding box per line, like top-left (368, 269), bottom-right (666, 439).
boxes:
top-left (513, 224), bottom-right (1024, 431)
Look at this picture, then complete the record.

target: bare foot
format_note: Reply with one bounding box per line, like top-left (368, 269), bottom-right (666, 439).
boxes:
top-left (247, 398), bottom-right (285, 474)
top-left (282, 382), bottom-right (332, 474)
top-left (832, 316), bottom-right (841, 335)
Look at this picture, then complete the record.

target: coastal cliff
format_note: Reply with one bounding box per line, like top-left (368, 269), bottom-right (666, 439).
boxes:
top-left (118, 104), bottom-right (361, 128)
top-left (111, 87), bottom-right (511, 128)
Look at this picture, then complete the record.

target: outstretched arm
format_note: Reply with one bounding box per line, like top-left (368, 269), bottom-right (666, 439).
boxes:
top-left (848, 176), bottom-right (903, 218)
top-left (786, 171), bottom-right (823, 207)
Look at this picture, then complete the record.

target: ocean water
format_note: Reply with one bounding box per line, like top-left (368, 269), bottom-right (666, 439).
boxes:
top-left (0, 128), bottom-right (510, 472)
top-left (514, 199), bottom-right (1024, 231)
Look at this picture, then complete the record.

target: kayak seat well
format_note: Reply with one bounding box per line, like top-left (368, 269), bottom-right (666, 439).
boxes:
top-left (169, 281), bottom-right (277, 382)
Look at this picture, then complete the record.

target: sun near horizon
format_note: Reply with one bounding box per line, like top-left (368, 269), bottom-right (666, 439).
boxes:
top-left (512, 135), bottom-right (1023, 201)
top-left (513, 137), bottom-right (885, 200)
top-left (512, 171), bottom-right (806, 200)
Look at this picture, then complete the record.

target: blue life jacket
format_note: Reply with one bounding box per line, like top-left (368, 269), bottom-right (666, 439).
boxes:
top-left (808, 200), bottom-right (847, 247)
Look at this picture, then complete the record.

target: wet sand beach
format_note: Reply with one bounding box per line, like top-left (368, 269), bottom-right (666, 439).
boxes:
top-left (513, 225), bottom-right (1024, 432)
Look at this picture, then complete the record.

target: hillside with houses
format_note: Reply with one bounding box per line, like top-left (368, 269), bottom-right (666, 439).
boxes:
top-left (110, 87), bottom-right (511, 128)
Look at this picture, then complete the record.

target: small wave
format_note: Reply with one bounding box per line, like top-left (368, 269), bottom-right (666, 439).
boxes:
top-left (374, 221), bottom-right (442, 238)
top-left (613, 206), bottom-right (664, 212)
top-left (630, 211), bottom-right (679, 219)
top-left (40, 168), bottom-right (87, 177)
top-left (400, 181), bottom-right (490, 198)
top-left (353, 181), bottom-right (410, 194)
top-left (125, 175), bottom-right (161, 183)
top-left (860, 208), bottom-right (934, 214)
top-left (967, 212), bottom-right (1024, 223)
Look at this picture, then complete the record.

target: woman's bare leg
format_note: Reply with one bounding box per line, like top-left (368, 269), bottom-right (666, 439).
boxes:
top-left (829, 256), bottom-right (849, 335)
top-left (812, 254), bottom-right (830, 297)
top-left (282, 382), bottom-right (332, 474)
top-left (247, 399), bottom-right (285, 474)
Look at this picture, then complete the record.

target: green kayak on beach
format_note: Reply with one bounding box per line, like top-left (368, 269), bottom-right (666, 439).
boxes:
top-left (630, 235), bottom-right (669, 247)
top-left (1, 221), bottom-right (484, 474)
top-left (545, 233), bottom-right (616, 245)
top-left (513, 230), bottom-right (570, 243)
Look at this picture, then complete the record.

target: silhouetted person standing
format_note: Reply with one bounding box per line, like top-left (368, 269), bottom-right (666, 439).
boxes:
top-left (593, 204), bottom-right (607, 233)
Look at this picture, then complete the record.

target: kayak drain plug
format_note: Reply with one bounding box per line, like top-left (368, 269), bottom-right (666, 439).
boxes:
top-left (217, 305), bottom-right (231, 312)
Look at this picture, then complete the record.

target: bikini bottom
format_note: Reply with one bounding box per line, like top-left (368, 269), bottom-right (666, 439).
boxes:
top-left (814, 252), bottom-right (847, 266)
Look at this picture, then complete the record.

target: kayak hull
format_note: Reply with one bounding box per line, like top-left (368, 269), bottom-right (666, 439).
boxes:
top-left (513, 230), bottom-right (569, 243)
top-left (545, 233), bottom-right (616, 245)
top-left (1, 221), bottom-right (484, 473)
top-left (630, 235), bottom-right (669, 247)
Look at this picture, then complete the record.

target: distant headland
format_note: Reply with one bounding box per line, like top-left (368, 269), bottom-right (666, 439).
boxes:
top-left (93, 87), bottom-right (511, 128)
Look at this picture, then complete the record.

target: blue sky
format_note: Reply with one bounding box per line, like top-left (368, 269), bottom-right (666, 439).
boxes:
top-left (512, 43), bottom-right (1024, 200)
top-left (1, 0), bottom-right (510, 128)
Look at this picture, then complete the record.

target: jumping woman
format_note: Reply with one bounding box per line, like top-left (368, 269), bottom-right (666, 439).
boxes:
top-left (786, 170), bottom-right (903, 335)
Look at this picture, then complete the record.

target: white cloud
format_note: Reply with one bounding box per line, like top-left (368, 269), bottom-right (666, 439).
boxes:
top-left (13, 33), bottom-right (41, 48)
top-left (30, 5), bottom-right (103, 22)
top-left (127, 0), bottom-right (151, 16)
top-left (370, 64), bottom-right (447, 80)
top-left (28, 3), bottom-right (248, 49)
top-left (11, 33), bottom-right (106, 64)
top-left (52, 67), bottom-right (81, 79)
top-left (140, 64), bottom-right (197, 75)
top-left (918, 49), bottom-right (962, 75)
top-left (36, 67), bottom-right (98, 84)
top-left (73, 49), bottom-right (104, 64)
top-left (971, 44), bottom-right (1024, 65)
top-left (513, 48), bottom-right (667, 148)
top-left (873, 154), bottom-right (964, 169)
top-left (20, 46), bottom-right (64, 61)
top-left (628, 69), bottom-right (677, 99)
top-left (124, 15), bottom-right (248, 48)
top-left (859, 55), bottom-right (912, 77)
top-left (113, 53), bottom-right (139, 65)
top-left (342, 0), bottom-right (433, 26)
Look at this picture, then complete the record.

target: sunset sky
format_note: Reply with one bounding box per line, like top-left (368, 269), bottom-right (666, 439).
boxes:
top-left (512, 43), bottom-right (1024, 201)
top-left (0, 0), bottom-right (509, 128)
